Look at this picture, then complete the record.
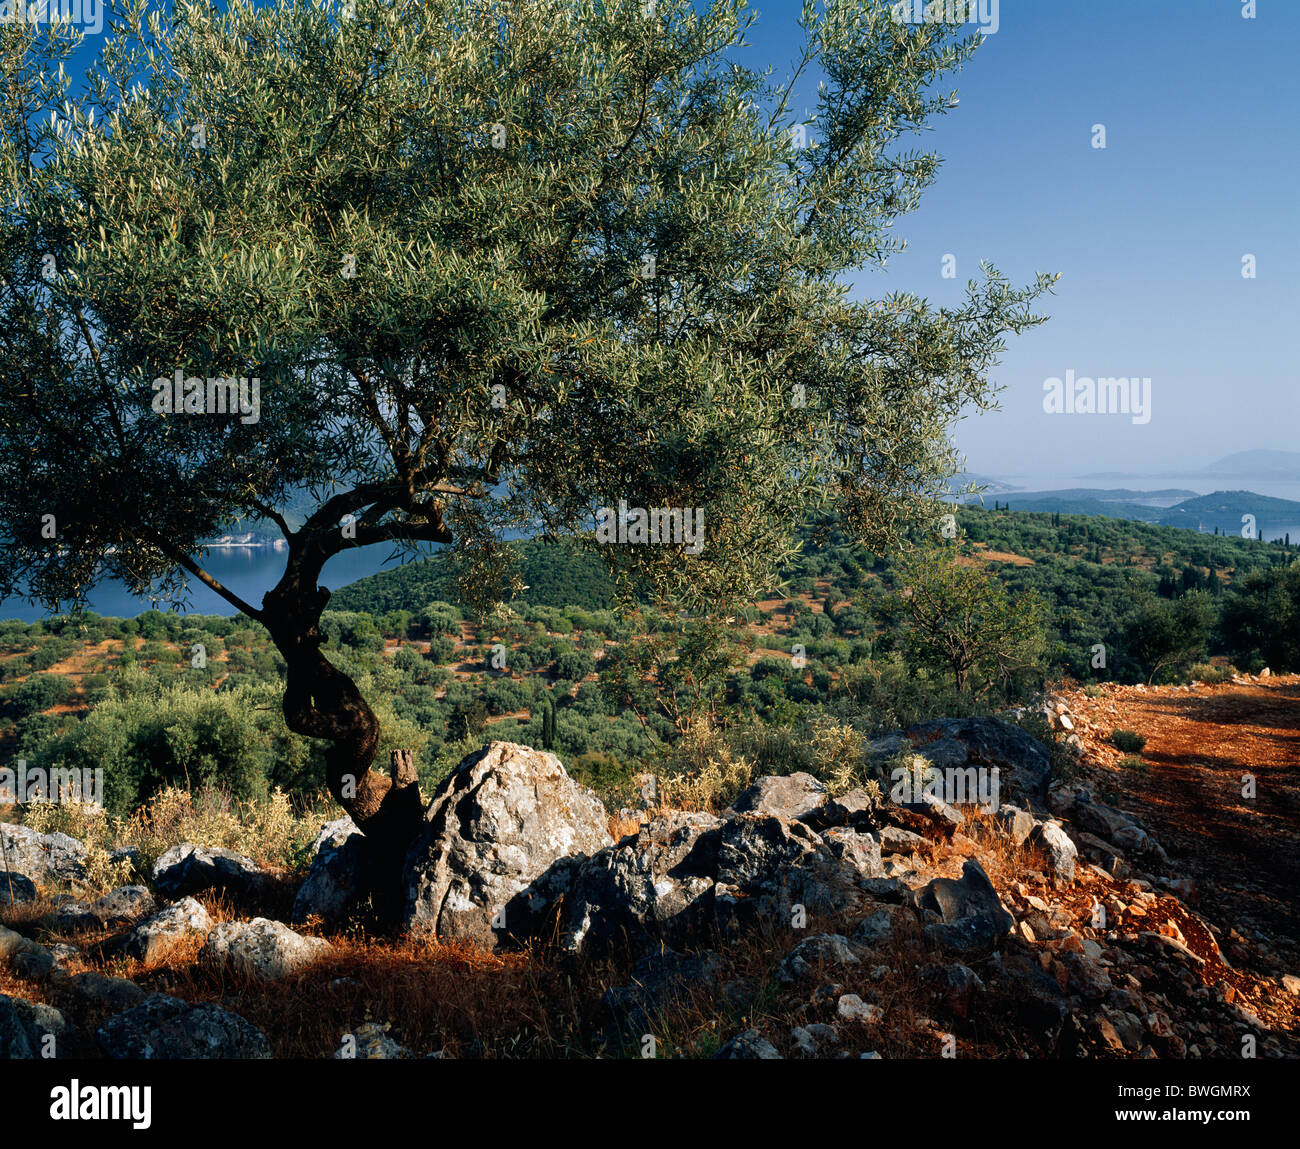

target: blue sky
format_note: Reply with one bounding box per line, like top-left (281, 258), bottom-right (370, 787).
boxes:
top-left (732, 0), bottom-right (1299, 479)
top-left (53, 0), bottom-right (1297, 480)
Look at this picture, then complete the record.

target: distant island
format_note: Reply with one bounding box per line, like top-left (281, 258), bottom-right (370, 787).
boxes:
top-left (1080, 448), bottom-right (1300, 481)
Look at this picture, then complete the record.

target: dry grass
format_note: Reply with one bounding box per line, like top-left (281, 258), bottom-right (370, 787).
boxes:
top-left (18, 784), bottom-right (331, 886)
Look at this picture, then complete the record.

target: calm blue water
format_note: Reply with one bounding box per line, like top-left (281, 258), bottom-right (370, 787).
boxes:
top-left (0, 543), bottom-right (441, 623)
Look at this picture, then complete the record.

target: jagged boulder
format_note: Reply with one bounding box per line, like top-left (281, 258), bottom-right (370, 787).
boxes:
top-left (0, 824), bottom-right (87, 885)
top-left (728, 773), bottom-right (828, 820)
top-left (95, 993), bottom-right (272, 1059)
top-left (402, 742), bottom-right (613, 948)
top-left (562, 811), bottom-right (719, 956)
top-left (914, 859), bottom-right (1015, 954)
top-left (714, 815), bottom-right (876, 930)
top-left (152, 842), bottom-right (271, 903)
top-left (204, 918), bottom-right (331, 981)
top-left (292, 817), bottom-right (369, 925)
top-left (901, 717), bottom-right (1054, 812)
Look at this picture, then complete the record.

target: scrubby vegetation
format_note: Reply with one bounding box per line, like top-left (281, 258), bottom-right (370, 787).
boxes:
top-left (2, 506), bottom-right (1297, 830)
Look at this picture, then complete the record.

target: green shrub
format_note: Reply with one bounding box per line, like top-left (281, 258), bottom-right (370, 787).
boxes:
top-left (3, 673), bottom-right (72, 719)
top-left (1111, 728), bottom-right (1146, 753)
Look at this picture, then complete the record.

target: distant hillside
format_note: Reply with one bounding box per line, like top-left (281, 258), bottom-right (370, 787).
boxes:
top-left (1081, 448), bottom-right (1300, 482)
top-left (328, 538), bottom-right (618, 613)
top-left (944, 472), bottom-right (1023, 498)
top-left (1160, 490), bottom-right (1300, 533)
top-left (999, 494), bottom-right (1164, 520)
top-left (1015, 488), bottom-right (1197, 504)
top-left (1200, 449), bottom-right (1300, 478)
top-left (999, 488), bottom-right (1300, 536)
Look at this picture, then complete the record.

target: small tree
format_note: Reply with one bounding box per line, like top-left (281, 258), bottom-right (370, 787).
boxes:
top-left (1220, 563), bottom-right (1300, 672)
top-left (1121, 590), bottom-right (1215, 683)
top-left (540, 694), bottom-right (556, 750)
top-left (891, 547), bottom-right (1045, 696)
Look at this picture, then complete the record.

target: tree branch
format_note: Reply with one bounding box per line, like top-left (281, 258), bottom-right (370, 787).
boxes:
top-left (138, 527), bottom-right (266, 621)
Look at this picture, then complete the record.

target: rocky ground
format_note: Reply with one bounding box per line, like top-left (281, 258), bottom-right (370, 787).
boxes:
top-left (1, 676), bottom-right (1297, 1059)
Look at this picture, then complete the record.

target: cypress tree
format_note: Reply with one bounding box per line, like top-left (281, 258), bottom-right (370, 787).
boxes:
top-left (542, 695), bottom-right (556, 750)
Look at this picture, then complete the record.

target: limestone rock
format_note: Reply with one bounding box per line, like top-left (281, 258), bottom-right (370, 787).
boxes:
top-left (403, 742), bottom-right (613, 948)
top-left (204, 918), bottom-right (331, 981)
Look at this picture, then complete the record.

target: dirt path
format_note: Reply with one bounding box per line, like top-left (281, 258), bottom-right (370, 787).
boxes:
top-left (1064, 676), bottom-right (1300, 971)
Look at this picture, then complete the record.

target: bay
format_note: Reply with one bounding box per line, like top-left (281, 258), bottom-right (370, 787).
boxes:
top-left (0, 542), bottom-right (443, 623)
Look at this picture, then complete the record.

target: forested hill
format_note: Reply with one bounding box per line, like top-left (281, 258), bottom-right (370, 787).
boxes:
top-left (995, 489), bottom-right (1300, 536)
top-left (329, 538), bottom-right (619, 613)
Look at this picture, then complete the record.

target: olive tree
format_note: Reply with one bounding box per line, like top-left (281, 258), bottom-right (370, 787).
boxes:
top-left (892, 546), bottom-right (1046, 696)
top-left (0, 0), bottom-right (1055, 872)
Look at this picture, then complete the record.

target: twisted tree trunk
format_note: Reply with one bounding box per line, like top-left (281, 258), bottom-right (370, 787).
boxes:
top-left (262, 551), bottom-right (426, 921)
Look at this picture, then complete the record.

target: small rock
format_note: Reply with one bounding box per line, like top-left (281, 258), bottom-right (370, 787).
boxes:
top-left (836, 994), bottom-right (883, 1023)
top-left (0, 924), bottom-right (28, 963)
top-left (1095, 1016), bottom-right (1126, 1053)
top-left (729, 773), bottom-right (827, 821)
top-left (95, 993), bottom-right (272, 1059)
top-left (1030, 820), bottom-right (1077, 885)
top-left (335, 1021), bottom-right (410, 1059)
top-left (152, 843), bottom-right (271, 903)
top-left (204, 918), bottom-right (331, 981)
top-left (72, 972), bottom-right (146, 1011)
top-left (877, 826), bottom-right (928, 856)
top-left (120, 897), bottom-right (211, 964)
top-left (0, 995), bottom-right (76, 1058)
top-left (853, 907), bottom-right (896, 947)
top-left (820, 827), bottom-right (885, 880)
top-left (714, 1029), bottom-right (782, 1059)
top-left (776, 934), bottom-right (862, 983)
top-left (0, 872), bottom-right (37, 905)
top-left (816, 788), bottom-right (881, 830)
top-left (12, 946), bottom-right (55, 982)
top-left (42, 899), bottom-right (100, 933)
top-left (90, 886), bottom-right (156, 928)
top-left (0, 824), bottom-right (88, 885)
